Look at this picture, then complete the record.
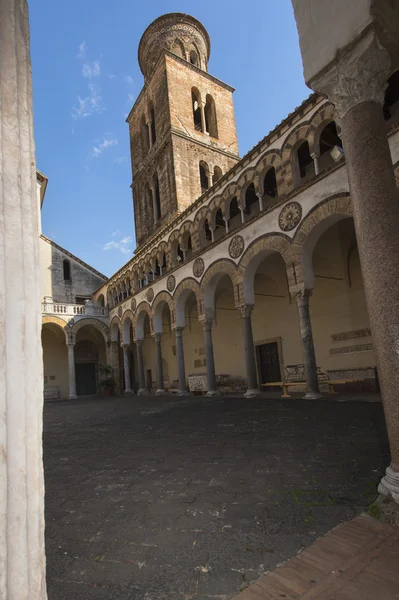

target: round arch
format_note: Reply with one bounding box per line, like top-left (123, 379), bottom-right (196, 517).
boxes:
top-left (41, 316), bottom-right (69, 343)
top-left (173, 278), bottom-right (201, 328)
top-left (200, 259), bottom-right (240, 316)
top-left (110, 316), bottom-right (121, 342)
top-left (152, 291), bottom-right (174, 333)
top-left (70, 318), bottom-right (110, 345)
top-left (121, 309), bottom-right (134, 344)
top-left (134, 302), bottom-right (153, 340)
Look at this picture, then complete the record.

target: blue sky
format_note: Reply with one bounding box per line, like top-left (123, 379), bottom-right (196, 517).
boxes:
top-left (31, 1), bottom-right (309, 277)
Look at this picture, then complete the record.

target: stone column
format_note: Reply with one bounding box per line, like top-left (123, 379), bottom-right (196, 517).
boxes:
top-left (201, 319), bottom-right (219, 396)
top-left (240, 207), bottom-right (245, 223)
top-left (238, 305), bottom-right (260, 398)
top-left (199, 101), bottom-right (207, 134)
top-left (311, 152), bottom-right (320, 176)
top-left (154, 333), bottom-right (165, 395)
top-left (210, 226), bottom-right (215, 243)
top-left (223, 216), bottom-right (229, 234)
top-left (68, 343), bottom-right (78, 399)
top-left (122, 344), bottom-right (133, 395)
top-left (147, 121), bottom-right (153, 149)
top-left (175, 327), bottom-right (190, 395)
top-left (109, 341), bottom-right (121, 395)
top-left (292, 288), bottom-right (323, 400)
top-left (256, 191), bottom-right (264, 211)
top-left (0, 0), bottom-right (47, 596)
top-left (135, 339), bottom-right (146, 395)
top-left (310, 31), bottom-right (399, 501)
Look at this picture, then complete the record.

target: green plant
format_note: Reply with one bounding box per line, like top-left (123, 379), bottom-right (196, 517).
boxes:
top-left (368, 503), bottom-right (381, 520)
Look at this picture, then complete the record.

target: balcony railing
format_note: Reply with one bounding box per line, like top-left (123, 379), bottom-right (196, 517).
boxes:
top-left (42, 302), bottom-right (108, 317)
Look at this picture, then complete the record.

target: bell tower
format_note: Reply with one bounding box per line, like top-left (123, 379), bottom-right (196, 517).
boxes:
top-left (127, 13), bottom-right (240, 247)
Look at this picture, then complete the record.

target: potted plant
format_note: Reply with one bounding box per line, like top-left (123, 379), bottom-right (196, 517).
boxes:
top-left (98, 365), bottom-right (116, 397)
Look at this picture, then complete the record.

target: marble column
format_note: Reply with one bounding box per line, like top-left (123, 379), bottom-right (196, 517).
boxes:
top-left (175, 327), bottom-right (190, 395)
top-left (256, 191), bottom-right (264, 211)
top-left (201, 319), bottom-right (219, 396)
top-left (293, 289), bottom-right (323, 400)
top-left (238, 305), bottom-right (260, 398)
top-left (311, 152), bottom-right (320, 176)
top-left (310, 31), bottom-right (399, 501)
top-left (135, 339), bottom-right (146, 395)
top-left (200, 101), bottom-right (206, 133)
top-left (0, 0), bottom-right (47, 596)
top-left (109, 341), bottom-right (121, 395)
top-left (223, 216), bottom-right (229, 234)
top-left (154, 333), bottom-right (165, 395)
top-left (122, 344), bottom-right (133, 395)
top-left (68, 343), bottom-right (78, 399)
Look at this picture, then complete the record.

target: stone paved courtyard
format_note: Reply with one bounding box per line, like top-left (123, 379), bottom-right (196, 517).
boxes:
top-left (44, 395), bottom-right (389, 600)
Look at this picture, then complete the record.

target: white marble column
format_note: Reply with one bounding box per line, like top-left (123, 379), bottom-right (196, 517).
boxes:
top-left (256, 191), bottom-right (264, 211)
top-left (237, 305), bottom-right (260, 398)
top-left (0, 0), bottom-right (47, 596)
top-left (223, 216), bottom-right (229, 234)
top-left (201, 319), bottom-right (219, 397)
top-left (199, 101), bottom-right (206, 134)
top-left (122, 344), bottom-right (133, 395)
top-left (311, 152), bottom-right (320, 176)
top-left (135, 339), bottom-right (146, 395)
top-left (68, 343), bottom-right (78, 399)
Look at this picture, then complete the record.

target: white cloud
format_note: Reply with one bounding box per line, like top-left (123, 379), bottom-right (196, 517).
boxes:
top-left (72, 83), bottom-right (103, 119)
top-left (82, 60), bottom-right (101, 79)
top-left (128, 93), bottom-right (135, 102)
top-left (91, 136), bottom-right (118, 158)
top-left (125, 75), bottom-right (134, 85)
top-left (111, 230), bottom-right (121, 237)
top-left (76, 41), bottom-right (86, 59)
top-left (113, 156), bottom-right (127, 164)
top-left (109, 73), bottom-right (116, 80)
top-left (103, 235), bottom-right (132, 255)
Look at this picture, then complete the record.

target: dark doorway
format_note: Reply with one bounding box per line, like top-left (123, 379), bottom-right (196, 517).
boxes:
top-left (76, 363), bottom-right (97, 396)
top-left (257, 342), bottom-right (281, 384)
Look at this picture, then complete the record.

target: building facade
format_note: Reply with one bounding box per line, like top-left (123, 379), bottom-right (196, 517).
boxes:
top-left (42, 12), bottom-right (399, 400)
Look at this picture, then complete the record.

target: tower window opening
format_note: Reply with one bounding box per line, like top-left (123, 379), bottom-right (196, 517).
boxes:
top-left (264, 167), bottom-right (277, 198)
top-left (384, 71), bottom-right (399, 122)
top-left (190, 50), bottom-right (198, 66)
top-left (141, 115), bottom-right (150, 155)
top-left (171, 39), bottom-right (185, 59)
top-left (192, 88), bottom-right (203, 132)
top-left (204, 94), bottom-right (218, 138)
top-left (213, 166), bottom-right (223, 184)
top-left (63, 259), bottom-right (71, 281)
top-left (199, 162), bottom-right (209, 194)
top-left (154, 175), bottom-right (161, 221)
top-left (149, 103), bottom-right (156, 144)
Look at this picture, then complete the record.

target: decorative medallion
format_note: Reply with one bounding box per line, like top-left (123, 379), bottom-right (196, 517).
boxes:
top-left (131, 298), bottom-right (136, 313)
top-left (278, 201), bottom-right (302, 232)
top-left (193, 257), bottom-right (205, 278)
top-left (146, 287), bottom-right (154, 303)
top-left (117, 306), bottom-right (122, 318)
top-left (229, 235), bottom-right (245, 259)
top-left (167, 274), bottom-right (176, 292)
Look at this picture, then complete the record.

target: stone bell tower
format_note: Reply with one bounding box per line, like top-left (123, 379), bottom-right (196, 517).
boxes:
top-left (127, 13), bottom-right (240, 247)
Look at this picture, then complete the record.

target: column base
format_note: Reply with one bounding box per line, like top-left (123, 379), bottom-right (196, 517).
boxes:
top-left (378, 466), bottom-right (399, 504)
top-left (68, 394), bottom-right (78, 400)
top-left (155, 389), bottom-right (166, 396)
top-left (206, 390), bottom-right (221, 397)
top-left (137, 388), bottom-right (147, 396)
top-left (244, 388), bottom-right (261, 398)
top-left (178, 389), bottom-right (191, 396)
top-left (124, 389), bottom-right (135, 396)
top-left (303, 391), bottom-right (324, 400)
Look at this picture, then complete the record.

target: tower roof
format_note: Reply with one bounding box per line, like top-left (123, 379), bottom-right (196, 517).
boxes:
top-left (138, 13), bottom-right (211, 79)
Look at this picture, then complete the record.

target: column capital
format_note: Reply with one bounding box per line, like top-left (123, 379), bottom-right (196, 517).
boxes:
top-left (67, 341), bottom-right (75, 348)
top-left (311, 29), bottom-right (391, 121)
top-left (121, 343), bottom-right (130, 350)
top-left (174, 326), bottom-right (184, 336)
top-left (135, 337), bottom-right (144, 346)
top-left (153, 332), bottom-right (162, 342)
top-left (256, 191), bottom-right (263, 199)
top-left (237, 304), bottom-right (254, 318)
top-left (290, 286), bottom-right (313, 303)
top-left (199, 317), bottom-right (213, 332)
top-left (310, 151), bottom-right (320, 160)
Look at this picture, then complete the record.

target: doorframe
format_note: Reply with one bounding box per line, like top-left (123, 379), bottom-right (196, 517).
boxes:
top-left (75, 361), bottom-right (99, 396)
top-left (254, 336), bottom-right (284, 383)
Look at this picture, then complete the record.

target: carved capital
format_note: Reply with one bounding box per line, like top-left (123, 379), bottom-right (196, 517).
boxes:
top-left (199, 318), bottom-right (213, 332)
top-left (174, 326), bottom-right (184, 337)
top-left (153, 332), bottom-right (162, 343)
top-left (291, 287), bottom-right (313, 304)
top-left (135, 338), bottom-right (144, 347)
top-left (311, 29), bottom-right (391, 120)
top-left (121, 343), bottom-right (130, 350)
top-left (237, 304), bottom-right (254, 318)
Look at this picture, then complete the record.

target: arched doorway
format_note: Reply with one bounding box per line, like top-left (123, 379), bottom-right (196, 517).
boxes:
top-left (41, 321), bottom-right (68, 399)
top-left (74, 324), bottom-right (107, 396)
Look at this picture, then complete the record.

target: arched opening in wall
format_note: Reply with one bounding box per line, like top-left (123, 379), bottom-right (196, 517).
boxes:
top-left (383, 70), bottom-right (399, 124)
top-left (190, 50), bottom-right (199, 67)
top-left (263, 167), bottom-right (278, 208)
top-left (137, 312), bottom-right (154, 392)
top-left (182, 232), bottom-right (193, 260)
top-left (295, 140), bottom-right (315, 186)
top-left (244, 183), bottom-right (259, 218)
top-left (97, 294), bottom-right (105, 307)
top-left (160, 252), bottom-right (167, 274)
top-left (63, 259), bottom-right (71, 281)
top-left (75, 325), bottom-right (107, 397)
top-left (153, 301), bottom-right (173, 388)
top-left (308, 217), bottom-right (373, 388)
top-left (145, 184), bottom-right (155, 225)
top-left (228, 196), bottom-right (241, 231)
top-left (177, 243), bottom-right (184, 263)
top-left (154, 175), bottom-right (161, 221)
top-left (154, 258), bottom-right (161, 278)
top-left (149, 102), bottom-right (156, 145)
top-left (319, 122), bottom-right (343, 172)
top-left (192, 88), bottom-right (203, 132)
top-left (41, 323), bottom-right (68, 400)
top-left (171, 39), bottom-right (185, 59)
top-left (214, 209), bottom-right (225, 242)
top-left (203, 218), bottom-right (212, 247)
top-left (199, 162), bottom-right (209, 194)
top-left (205, 94), bottom-right (218, 138)
top-left (244, 251), bottom-right (292, 385)
top-left (213, 166), bottom-right (223, 184)
top-left (141, 115), bottom-right (150, 155)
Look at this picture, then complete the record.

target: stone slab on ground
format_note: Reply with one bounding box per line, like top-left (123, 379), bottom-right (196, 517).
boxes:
top-left (232, 514), bottom-right (399, 599)
top-left (44, 395), bottom-right (389, 600)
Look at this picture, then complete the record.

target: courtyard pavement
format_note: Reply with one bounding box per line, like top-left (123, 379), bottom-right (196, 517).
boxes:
top-left (44, 394), bottom-right (389, 600)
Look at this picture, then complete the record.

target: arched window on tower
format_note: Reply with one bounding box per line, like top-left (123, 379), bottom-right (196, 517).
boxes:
top-left (205, 94), bottom-right (218, 138)
top-left (141, 115), bottom-right (150, 155)
top-left (154, 175), bottom-right (161, 221)
top-left (192, 88), bottom-right (203, 132)
top-left (294, 140), bottom-right (315, 186)
top-left (171, 39), bottom-right (185, 59)
top-left (190, 50), bottom-right (199, 67)
top-left (199, 161), bottom-right (209, 194)
top-left (213, 166), bottom-right (223, 184)
top-left (263, 167), bottom-right (278, 200)
top-left (63, 259), bottom-right (71, 281)
top-left (318, 121), bottom-right (343, 172)
top-left (383, 71), bottom-right (399, 124)
top-left (149, 102), bottom-right (156, 145)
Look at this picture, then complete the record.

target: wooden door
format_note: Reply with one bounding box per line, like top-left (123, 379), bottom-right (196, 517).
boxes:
top-left (257, 342), bottom-right (281, 384)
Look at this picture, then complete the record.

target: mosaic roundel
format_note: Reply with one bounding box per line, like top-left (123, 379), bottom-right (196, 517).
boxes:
top-left (193, 257), bottom-right (205, 278)
top-left (146, 287), bottom-right (154, 303)
top-left (130, 298), bottom-right (136, 313)
top-left (229, 235), bottom-right (245, 259)
top-left (117, 306), bottom-right (122, 318)
top-left (167, 274), bottom-right (176, 292)
top-left (278, 201), bottom-right (302, 232)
